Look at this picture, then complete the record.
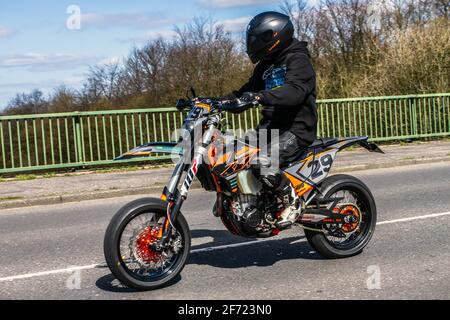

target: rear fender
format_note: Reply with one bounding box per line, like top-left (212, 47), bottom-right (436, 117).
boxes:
top-left (331, 136), bottom-right (384, 154)
top-left (114, 142), bottom-right (183, 160)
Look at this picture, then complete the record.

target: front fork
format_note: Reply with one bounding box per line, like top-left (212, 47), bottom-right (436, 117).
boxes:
top-left (158, 124), bottom-right (217, 246)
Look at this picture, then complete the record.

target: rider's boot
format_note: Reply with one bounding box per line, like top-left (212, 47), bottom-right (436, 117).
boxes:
top-left (275, 183), bottom-right (301, 230)
top-left (260, 172), bottom-right (300, 230)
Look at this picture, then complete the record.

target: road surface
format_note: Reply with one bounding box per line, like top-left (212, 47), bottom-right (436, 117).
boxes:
top-left (0, 162), bottom-right (449, 299)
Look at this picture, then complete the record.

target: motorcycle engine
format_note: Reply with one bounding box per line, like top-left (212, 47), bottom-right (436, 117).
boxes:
top-left (230, 194), bottom-right (266, 229)
top-left (224, 170), bottom-right (278, 234)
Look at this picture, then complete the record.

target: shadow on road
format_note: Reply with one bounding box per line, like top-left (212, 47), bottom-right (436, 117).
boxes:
top-left (95, 229), bottom-right (323, 293)
top-left (95, 273), bottom-right (182, 293)
top-left (188, 229), bottom-right (325, 268)
top-left (190, 229), bottom-right (256, 250)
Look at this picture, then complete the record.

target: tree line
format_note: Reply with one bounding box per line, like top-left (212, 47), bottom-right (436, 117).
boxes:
top-left (3, 0), bottom-right (449, 116)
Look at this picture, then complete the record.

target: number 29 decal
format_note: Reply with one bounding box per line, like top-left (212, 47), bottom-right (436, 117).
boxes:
top-left (296, 151), bottom-right (336, 185)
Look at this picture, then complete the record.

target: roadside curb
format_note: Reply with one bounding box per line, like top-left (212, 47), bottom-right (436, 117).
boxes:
top-left (0, 184), bottom-right (170, 210)
top-left (1, 156), bottom-right (449, 210)
top-left (332, 155), bottom-right (450, 173)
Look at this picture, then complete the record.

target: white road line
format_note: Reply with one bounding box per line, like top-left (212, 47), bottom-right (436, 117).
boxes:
top-left (1, 211), bottom-right (449, 283)
top-left (0, 264), bottom-right (99, 282)
top-left (377, 211), bottom-right (450, 225)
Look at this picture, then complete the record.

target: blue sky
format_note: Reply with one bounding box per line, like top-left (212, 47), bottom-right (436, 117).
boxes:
top-left (0, 0), bottom-right (315, 110)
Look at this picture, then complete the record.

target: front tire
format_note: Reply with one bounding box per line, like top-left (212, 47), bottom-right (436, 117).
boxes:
top-left (104, 198), bottom-right (191, 290)
top-left (304, 174), bottom-right (377, 259)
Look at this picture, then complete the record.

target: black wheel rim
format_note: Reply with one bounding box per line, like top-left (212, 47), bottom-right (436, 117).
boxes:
top-left (323, 186), bottom-right (373, 250)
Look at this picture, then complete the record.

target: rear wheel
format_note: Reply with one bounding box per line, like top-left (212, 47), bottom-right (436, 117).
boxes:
top-left (304, 174), bottom-right (377, 259)
top-left (104, 198), bottom-right (191, 290)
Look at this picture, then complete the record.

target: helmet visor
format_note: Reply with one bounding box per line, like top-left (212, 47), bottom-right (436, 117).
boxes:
top-left (246, 30), bottom-right (273, 63)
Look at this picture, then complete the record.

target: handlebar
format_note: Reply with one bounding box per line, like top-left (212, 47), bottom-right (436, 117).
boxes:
top-left (176, 97), bottom-right (258, 112)
top-left (218, 99), bottom-right (259, 111)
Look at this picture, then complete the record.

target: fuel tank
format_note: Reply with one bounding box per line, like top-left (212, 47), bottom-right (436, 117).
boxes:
top-left (206, 138), bottom-right (260, 193)
top-left (208, 138), bottom-right (260, 178)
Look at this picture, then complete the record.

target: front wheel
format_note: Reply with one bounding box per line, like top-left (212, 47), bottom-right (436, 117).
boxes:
top-left (304, 174), bottom-right (377, 259)
top-left (103, 198), bottom-right (191, 290)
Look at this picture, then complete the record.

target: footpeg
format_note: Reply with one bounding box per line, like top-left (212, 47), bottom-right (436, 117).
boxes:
top-left (275, 220), bottom-right (293, 230)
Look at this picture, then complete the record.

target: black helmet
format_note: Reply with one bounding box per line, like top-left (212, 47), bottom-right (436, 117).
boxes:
top-left (246, 11), bottom-right (294, 64)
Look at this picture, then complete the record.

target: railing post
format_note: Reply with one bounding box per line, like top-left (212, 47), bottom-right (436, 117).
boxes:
top-left (0, 120), bottom-right (5, 169)
top-left (409, 97), bottom-right (418, 137)
top-left (74, 112), bottom-right (84, 164)
top-left (447, 96), bottom-right (450, 135)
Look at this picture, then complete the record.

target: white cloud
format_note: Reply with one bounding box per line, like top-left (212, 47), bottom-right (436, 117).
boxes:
top-left (308, 0), bottom-right (320, 6)
top-left (118, 15), bottom-right (252, 43)
top-left (144, 29), bottom-right (178, 40)
top-left (198, 0), bottom-right (278, 8)
top-left (217, 16), bottom-right (253, 33)
top-left (0, 53), bottom-right (103, 72)
top-left (98, 56), bottom-right (122, 65)
top-left (117, 29), bottom-right (178, 44)
top-left (0, 82), bottom-right (39, 90)
top-left (0, 76), bottom-right (85, 109)
top-left (81, 12), bottom-right (177, 30)
top-left (0, 76), bottom-right (84, 91)
top-left (0, 82), bottom-right (50, 107)
top-left (61, 75), bottom-right (85, 87)
top-left (0, 25), bottom-right (15, 38)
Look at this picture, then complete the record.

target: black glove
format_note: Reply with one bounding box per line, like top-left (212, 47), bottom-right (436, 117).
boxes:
top-left (220, 92), bottom-right (260, 114)
top-left (240, 92), bottom-right (261, 103)
top-left (224, 102), bottom-right (249, 114)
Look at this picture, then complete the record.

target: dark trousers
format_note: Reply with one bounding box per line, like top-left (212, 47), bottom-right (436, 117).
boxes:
top-left (248, 121), bottom-right (310, 193)
top-left (255, 120), bottom-right (309, 167)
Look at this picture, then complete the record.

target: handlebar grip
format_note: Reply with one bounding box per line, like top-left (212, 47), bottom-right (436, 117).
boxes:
top-left (220, 99), bottom-right (258, 112)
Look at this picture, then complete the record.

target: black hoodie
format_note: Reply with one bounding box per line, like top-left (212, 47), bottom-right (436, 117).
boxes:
top-left (227, 39), bottom-right (317, 145)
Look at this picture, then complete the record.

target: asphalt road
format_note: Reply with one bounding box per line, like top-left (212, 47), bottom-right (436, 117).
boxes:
top-left (0, 162), bottom-right (449, 300)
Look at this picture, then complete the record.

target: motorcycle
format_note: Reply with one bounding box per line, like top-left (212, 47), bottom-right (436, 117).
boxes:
top-left (103, 95), bottom-right (384, 290)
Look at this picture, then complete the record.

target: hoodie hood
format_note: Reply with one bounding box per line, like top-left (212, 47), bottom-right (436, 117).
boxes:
top-left (268, 38), bottom-right (311, 64)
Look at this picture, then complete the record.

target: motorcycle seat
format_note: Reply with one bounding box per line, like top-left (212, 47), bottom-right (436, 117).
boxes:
top-left (282, 138), bottom-right (340, 166)
top-left (282, 150), bottom-right (309, 166)
top-left (309, 138), bottom-right (340, 149)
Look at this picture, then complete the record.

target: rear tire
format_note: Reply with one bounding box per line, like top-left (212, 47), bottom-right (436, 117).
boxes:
top-left (304, 174), bottom-right (377, 259)
top-left (104, 198), bottom-right (191, 290)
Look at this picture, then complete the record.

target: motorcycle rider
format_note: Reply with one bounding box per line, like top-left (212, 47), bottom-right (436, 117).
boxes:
top-left (223, 11), bottom-right (318, 230)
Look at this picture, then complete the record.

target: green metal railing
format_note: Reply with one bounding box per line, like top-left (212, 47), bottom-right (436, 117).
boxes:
top-left (1, 93), bottom-right (449, 174)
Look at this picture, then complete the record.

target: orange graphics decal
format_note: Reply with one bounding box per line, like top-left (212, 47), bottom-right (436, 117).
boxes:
top-left (195, 103), bottom-right (211, 112)
top-left (219, 145), bottom-right (259, 176)
top-left (284, 172), bottom-right (313, 196)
